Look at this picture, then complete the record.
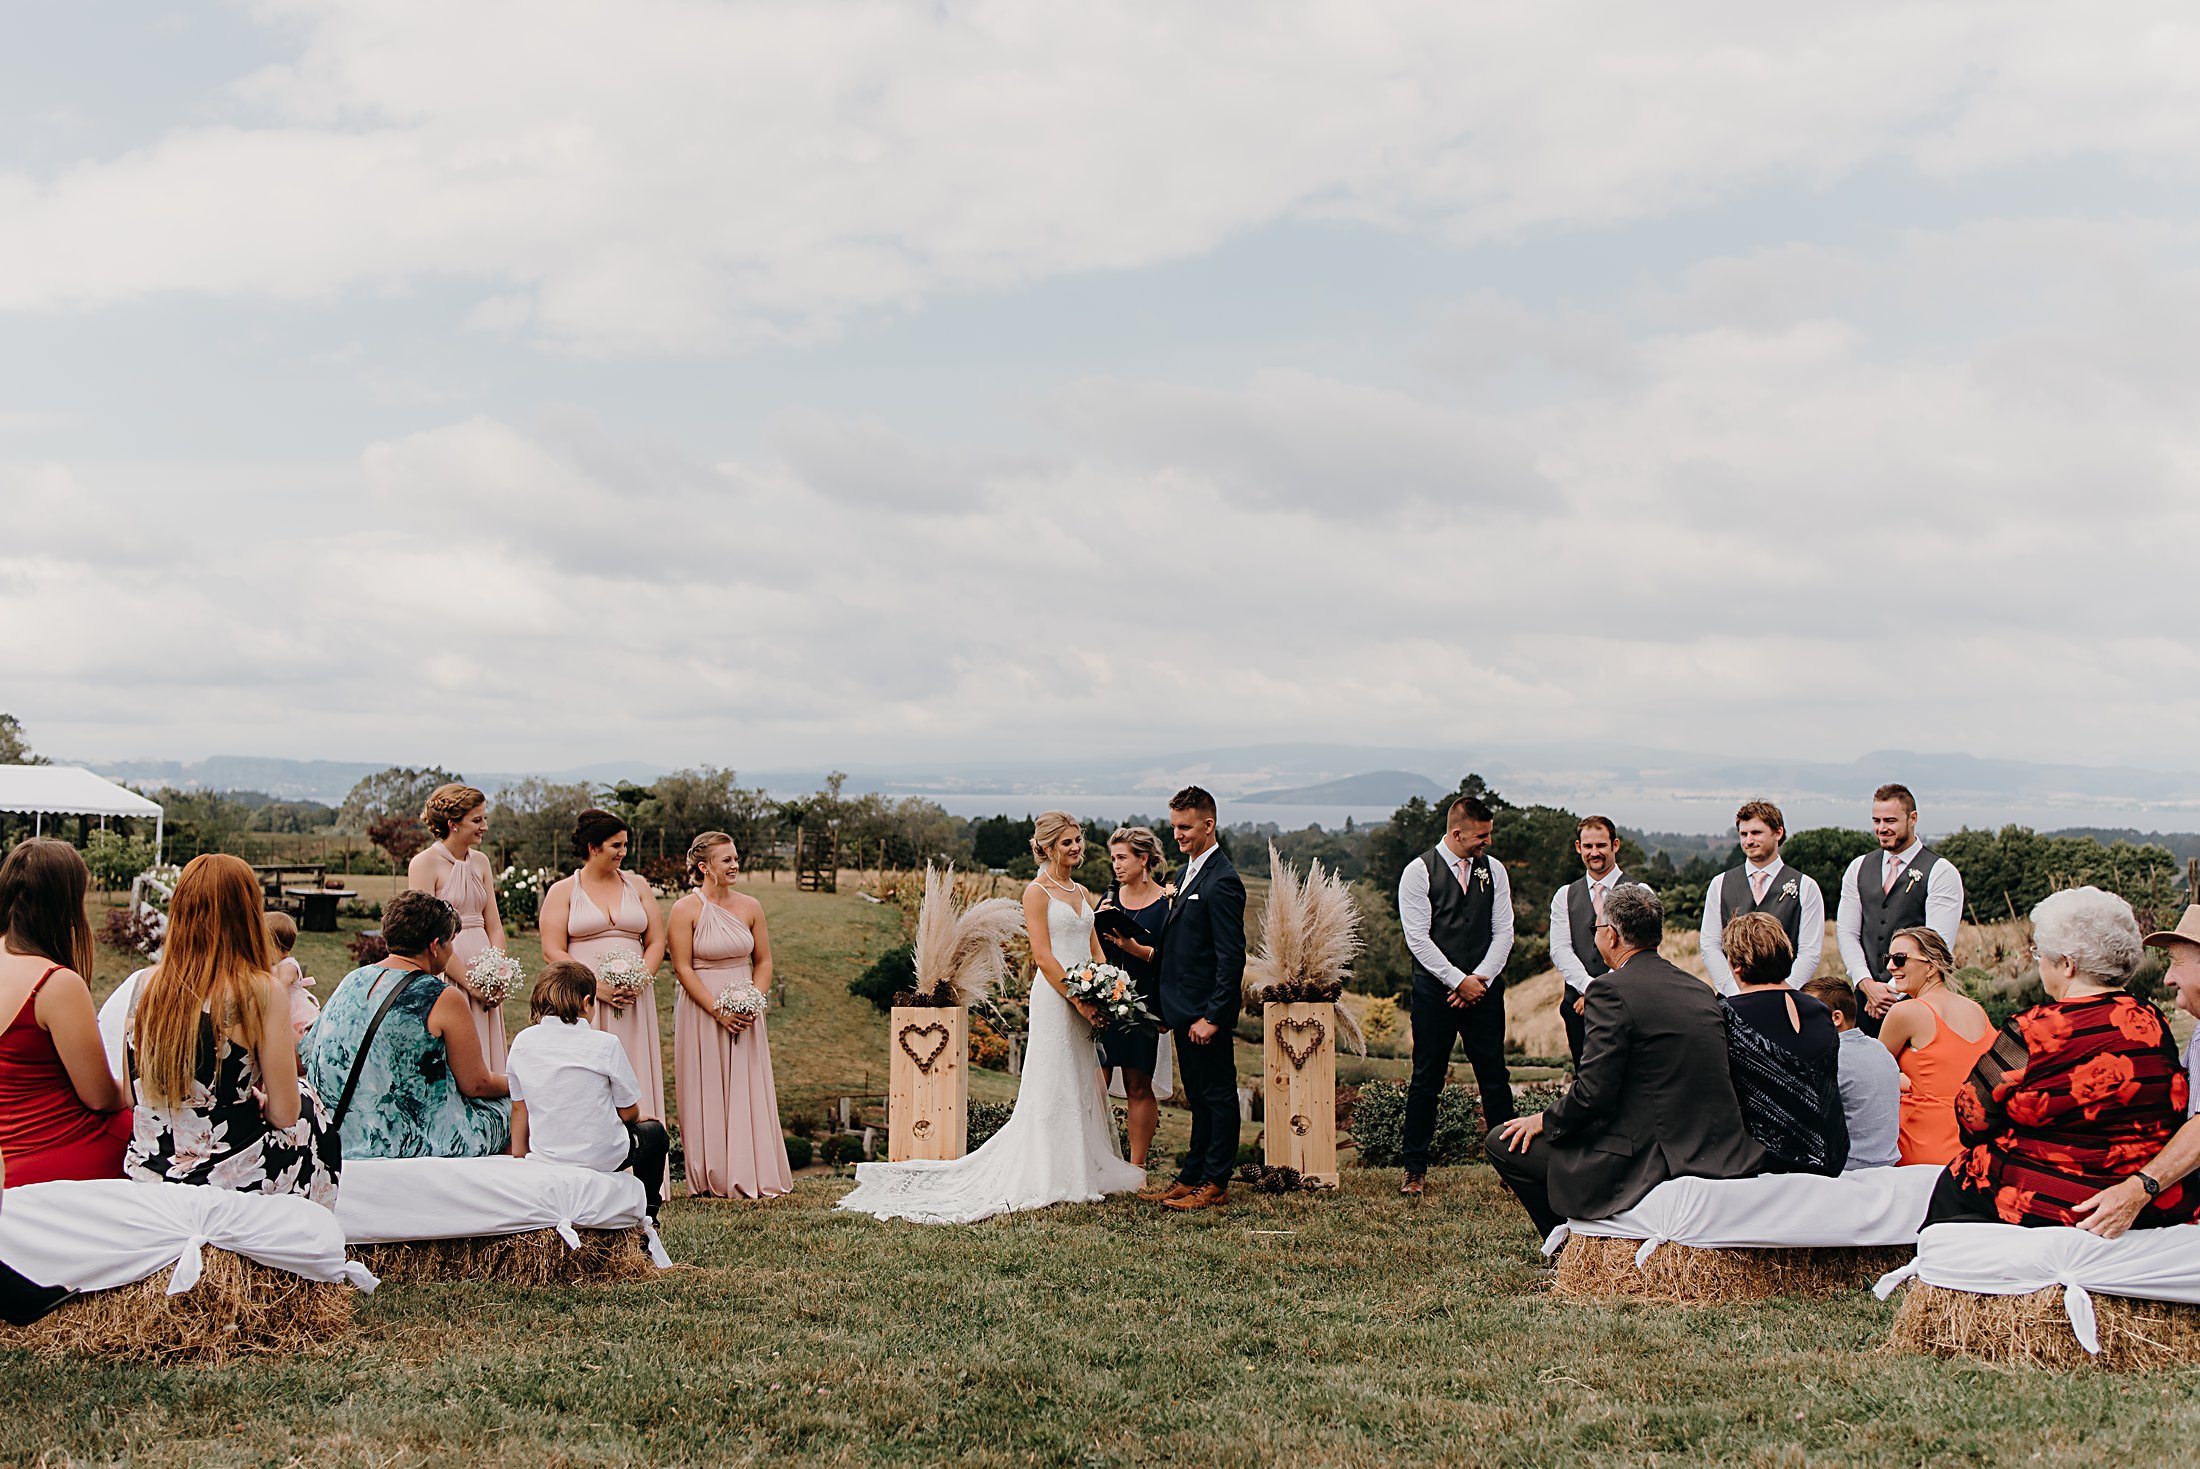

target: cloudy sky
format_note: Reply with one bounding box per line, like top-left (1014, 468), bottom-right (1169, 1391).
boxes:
top-left (6, 2), bottom-right (2200, 779)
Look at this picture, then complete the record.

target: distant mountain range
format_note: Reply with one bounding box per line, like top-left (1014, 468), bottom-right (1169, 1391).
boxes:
top-left (63, 742), bottom-right (2200, 837)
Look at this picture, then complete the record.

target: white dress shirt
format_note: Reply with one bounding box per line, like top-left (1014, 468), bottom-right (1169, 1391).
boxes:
top-left (1700, 859), bottom-right (1825, 995)
top-left (1549, 869), bottom-right (1623, 996)
top-left (1180, 844), bottom-right (1216, 891)
top-left (505, 1015), bottom-right (642, 1172)
top-left (1397, 847), bottom-right (1514, 989)
top-left (1835, 838), bottom-right (1965, 980)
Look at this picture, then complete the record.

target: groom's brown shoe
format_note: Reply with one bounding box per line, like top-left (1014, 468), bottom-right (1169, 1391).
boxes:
top-left (1162, 1183), bottom-right (1228, 1212)
top-left (1141, 1181), bottom-right (1196, 1204)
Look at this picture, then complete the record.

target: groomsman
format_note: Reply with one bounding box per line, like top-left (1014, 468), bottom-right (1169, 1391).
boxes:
top-left (1836, 783), bottom-right (1964, 1034)
top-left (1699, 799), bottom-right (1824, 995)
top-left (1548, 815), bottom-right (1625, 1065)
top-left (1397, 794), bottom-right (1515, 1196)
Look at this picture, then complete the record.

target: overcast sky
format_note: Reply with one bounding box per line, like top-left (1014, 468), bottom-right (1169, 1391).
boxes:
top-left (6, 3), bottom-right (2200, 779)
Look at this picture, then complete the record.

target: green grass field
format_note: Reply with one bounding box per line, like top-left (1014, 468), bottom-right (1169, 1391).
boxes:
top-left (21, 884), bottom-right (2200, 1466)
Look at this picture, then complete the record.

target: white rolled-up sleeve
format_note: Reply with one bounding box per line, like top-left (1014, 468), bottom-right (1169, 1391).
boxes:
top-left (1786, 875), bottom-right (1826, 987)
top-left (1549, 885), bottom-right (1593, 994)
top-left (1473, 862), bottom-right (1514, 981)
top-left (1700, 878), bottom-right (1734, 996)
top-left (1926, 861), bottom-right (1964, 947)
top-left (1835, 855), bottom-right (1869, 979)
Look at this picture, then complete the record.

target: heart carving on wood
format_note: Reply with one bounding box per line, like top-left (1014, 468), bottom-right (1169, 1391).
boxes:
top-left (1275, 1017), bottom-right (1326, 1071)
top-left (897, 1022), bottom-right (951, 1074)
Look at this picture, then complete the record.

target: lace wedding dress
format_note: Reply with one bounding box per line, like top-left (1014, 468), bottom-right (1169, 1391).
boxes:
top-left (837, 897), bottom-right (1147, 1224)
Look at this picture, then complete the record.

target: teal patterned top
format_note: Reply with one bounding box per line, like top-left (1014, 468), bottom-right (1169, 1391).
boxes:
top-left (303, 965), bottom-right (509, 1160)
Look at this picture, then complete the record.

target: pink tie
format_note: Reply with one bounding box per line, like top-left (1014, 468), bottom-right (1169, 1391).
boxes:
top-left (1590, 881), bottom-right (1606, 918)
top-left (1883, 858), bottom-right (1902, 896)
top-left (1750, 870), bottom-right (1768, 903)
top-left (1458, 859), bottom-right (1474, 896)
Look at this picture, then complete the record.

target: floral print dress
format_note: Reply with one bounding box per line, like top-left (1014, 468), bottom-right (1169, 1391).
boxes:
top-left (125, 1016), bottom-right (342, 1207)
top-left (1939, 992), bottom-right (2196, 1228)
top-left (302, 965), bottom-right (509, 1160)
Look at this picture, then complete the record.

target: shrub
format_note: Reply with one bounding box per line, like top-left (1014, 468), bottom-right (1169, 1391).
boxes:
top-left (969, 1013), bottom-right (1012, 1071)
top-left (83, 830), bottom-right (157, 894)
top-left (967, 1100), bottom-right (1014, 1150)
top-left (1348, 1079), bottom-right (1486, 1168)
top-left (821, 1134), bottom-right (870, 1168)
top-left (849, 944), bottom-right (916, 1013)
top-left (495, 866), bottom-right (556, 932)
top-left (1949, 966), bottom-right (2048, 1031)
top-left (97, 905), bottom-right (162, 959)
top-left (1335, 1083), bottom-right (1362, 1133)
top-left (348, 930), bottom-right (390, 967)
top-left (339, 898), bottom-right (382, 920)
top-left (640, 856), bottom-right (687, 894)
top-left (784, 1135), bottom-right (814, 1171)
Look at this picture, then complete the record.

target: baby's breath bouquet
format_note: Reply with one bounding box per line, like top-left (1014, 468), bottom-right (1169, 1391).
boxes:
top-left (597, 952), bottom-right (650, 1010)
top-left (466, 947), bottom-right (526, 1004)
top-left (714, 983), bottom-right (768, 1042)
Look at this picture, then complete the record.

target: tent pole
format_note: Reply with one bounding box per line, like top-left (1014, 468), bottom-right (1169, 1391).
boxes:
top-left (155, 815), bottom-right (164, 865)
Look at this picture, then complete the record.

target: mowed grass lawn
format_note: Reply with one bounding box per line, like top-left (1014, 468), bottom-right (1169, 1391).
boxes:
top-left (13, 884), bottom-right (2196, 1466)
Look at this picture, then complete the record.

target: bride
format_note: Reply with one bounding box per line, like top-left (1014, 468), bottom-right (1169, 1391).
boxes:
top-left (837, 812), bottom-right (1147, 1224)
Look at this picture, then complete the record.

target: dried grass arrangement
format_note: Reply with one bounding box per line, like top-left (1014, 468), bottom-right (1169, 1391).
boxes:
top-left (1243, 845), bottom-right (1367, 1054)
top-left (901, 862), bottom-right (1024, 1008)
top-left (351, 1227), bottom-right (656, 1285)
top-left (1887, 1283), bottom-right (2200, 1372)
top-left (6, 1248), bottom-right (355, 1364)
top-left (1552, 1235), bottom-right (1913, 1303)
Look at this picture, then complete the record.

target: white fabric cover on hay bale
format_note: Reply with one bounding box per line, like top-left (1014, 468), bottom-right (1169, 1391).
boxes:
top-left (1546, 1166), bottom-right (1941, 1301)
top-left (335, 1156), bottom-right (670, 1281)
top-left (0, 1178), bottom-right (374, 1361)
top-left (1876, 1220), bottom-right (2200, 1369)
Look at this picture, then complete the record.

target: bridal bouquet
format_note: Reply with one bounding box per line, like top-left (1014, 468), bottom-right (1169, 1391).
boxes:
top-left (598, 953), bottom-right (651, 1009)
top-left (466, 947), bottom-right (526, 1005)
top-left (714, 982), bottom-right (768, 1042)
top-left (1063, 962), bottom-right (1159, 1033)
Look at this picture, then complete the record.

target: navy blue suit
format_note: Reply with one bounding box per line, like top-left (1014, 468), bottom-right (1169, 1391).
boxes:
top-left (1156, 846), bottom-right (1246, 1186)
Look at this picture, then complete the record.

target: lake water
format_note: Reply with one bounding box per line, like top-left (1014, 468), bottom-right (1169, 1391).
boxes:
top-left (910, 793), bottom-right (1397, 832)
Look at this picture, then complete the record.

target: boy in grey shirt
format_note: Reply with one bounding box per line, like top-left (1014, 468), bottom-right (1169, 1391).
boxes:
top-left (1804, 977), bottom-right (1901, 1170)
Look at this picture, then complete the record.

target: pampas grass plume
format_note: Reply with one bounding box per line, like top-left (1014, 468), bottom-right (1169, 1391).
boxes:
top-left (1244, 844), bottom-right (1368, 1053)
top-left (912, 862), bottom-right (1024, 1005)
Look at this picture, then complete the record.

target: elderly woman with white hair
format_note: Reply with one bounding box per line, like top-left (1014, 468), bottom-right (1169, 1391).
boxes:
top-left (1923, 886), bottom-right (2198, 1229)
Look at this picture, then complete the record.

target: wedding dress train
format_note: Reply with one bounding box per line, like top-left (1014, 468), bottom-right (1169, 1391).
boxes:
top-left (837, 897), bottom-right (1147, 1224)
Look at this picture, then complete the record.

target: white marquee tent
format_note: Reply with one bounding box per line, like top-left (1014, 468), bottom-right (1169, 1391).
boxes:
top-left (0, 766), bottom-right (165, 858)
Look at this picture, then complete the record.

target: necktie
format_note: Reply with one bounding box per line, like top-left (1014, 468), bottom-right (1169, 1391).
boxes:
top-left (1590, 881), bottom-right (1606, 918)
top-left (1883, 857), bottom-right (1902, 896)
top-left (1750, 869), bottom-right (1768, 903)
top-left (1458, 858), bottom-right (1474, 895)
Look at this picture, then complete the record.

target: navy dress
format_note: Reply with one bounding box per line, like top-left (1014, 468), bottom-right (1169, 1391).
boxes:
top-left (1095, 889), bottom-right (1168, 1074)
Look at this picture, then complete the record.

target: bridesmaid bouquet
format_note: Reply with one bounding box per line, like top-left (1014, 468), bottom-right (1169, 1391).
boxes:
top-left (713, 983), bottom-right (768, 1042)
top-left (598, 953), bottom-right (651, 1011)
top-left (466, 947), bottom-right (525, 1004)
top-left (1063, 962), bottom-right (1158, 1033)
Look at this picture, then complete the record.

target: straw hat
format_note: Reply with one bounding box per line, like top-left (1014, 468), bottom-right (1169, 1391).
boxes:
top-left (2140, 904), bottom-right (2200, 950)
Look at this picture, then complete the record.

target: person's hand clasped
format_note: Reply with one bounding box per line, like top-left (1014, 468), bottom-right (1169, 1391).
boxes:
top-left (1570, 995), bottom-right (1585, 1016)
top-left (1450, 977), bottom-right (1486, 1008)
top-left (1074, 998), bottom-right (1103, 1027)
top-left (1862, 979), bottom-right (1900, 1018)
top-left (2071, 1177), bottom-right (2149, 1239)
top-left (1495, 1113), bottom-right (1545, 1153)
top-left (1188, 1018), bottom-right (1219, 1044)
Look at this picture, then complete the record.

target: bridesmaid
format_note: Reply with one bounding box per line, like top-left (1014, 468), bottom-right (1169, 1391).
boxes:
top-left (539, 809), bottom-right (667, 1120)
top-left (667, 831), bottom-right (792, 1199)
top-left (407, 783), bottom-right (509, 1070)
top-left (1093, 825), bottom-right (1172, 1168)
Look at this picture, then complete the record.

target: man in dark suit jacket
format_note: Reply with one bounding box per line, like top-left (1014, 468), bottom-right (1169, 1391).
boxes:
top-left (1486, 882), bottom-right (1766, 1237)
top-left (1145, 785), bottom-right (1247, 1212)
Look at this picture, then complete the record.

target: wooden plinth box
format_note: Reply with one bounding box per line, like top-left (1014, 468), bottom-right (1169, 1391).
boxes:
top-left (888, 1005), bottom-right (969, 1161)
top-left (1262, 1001), bottom-right (1338, 1185)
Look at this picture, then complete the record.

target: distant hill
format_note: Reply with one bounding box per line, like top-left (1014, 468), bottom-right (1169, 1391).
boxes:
top-left (1240, 770), bottom-right (1447, 805)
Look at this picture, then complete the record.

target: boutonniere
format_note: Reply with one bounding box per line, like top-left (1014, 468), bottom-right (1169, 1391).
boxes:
top-left (1778, 877), bottom-right (1799, 902)
top-left (1472, 866), bottom-right (1491, 890)
top-left (1904, 869), bottom-right (1924, 894)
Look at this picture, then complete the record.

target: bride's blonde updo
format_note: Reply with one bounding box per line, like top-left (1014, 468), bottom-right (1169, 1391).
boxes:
top-left (1107, 825), bottom-right (1166, 878)
top-left (1029, 811), bottom-right (1081, 866)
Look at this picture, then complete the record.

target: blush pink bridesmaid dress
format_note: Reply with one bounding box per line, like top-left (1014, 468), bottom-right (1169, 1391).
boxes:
top-left (434, 844), bottom-right (506, 1071)
top-left (676, 898), bottom-right (792, 1199)
top-left (566, 871), bottom-right (666, 1121)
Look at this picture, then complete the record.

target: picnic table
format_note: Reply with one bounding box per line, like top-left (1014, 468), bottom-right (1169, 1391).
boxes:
top-left (283, 885), bottom-right (358, 933)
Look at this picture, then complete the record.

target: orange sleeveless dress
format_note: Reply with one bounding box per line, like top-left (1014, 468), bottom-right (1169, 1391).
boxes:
top-left (1894, 1000), bottom-right (1996, 1166)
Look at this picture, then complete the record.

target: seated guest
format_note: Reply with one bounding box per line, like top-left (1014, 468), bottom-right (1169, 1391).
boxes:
top-left (1719, 914), bottom-right (1847, 1175)
top-left (125, 855), bottom-right (339, 1204)
top-left (1487, 884), bottom-right (1765, 1236)
top-left (506, 962), bottom-right (668, 1219)
top-left (2069, 904), bottom-right (2200, 1236)
top-left (304, 891), bottom-right (509, 1160)
top-left (1926, 887), bottom-right (2199, 1229)
top-left (265, 910), bottom-right (318, 1043)
top-left (0, 840), bottom-right (131, 1185)
top-left (1875, 925), bottom-right (1993, 1166)
top-left (1803, 977), bottom-right (1901, 1171)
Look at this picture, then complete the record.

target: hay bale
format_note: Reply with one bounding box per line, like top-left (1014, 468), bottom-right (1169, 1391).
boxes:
top-left (4, 1247), bottom-right (354, 1364)
top-left (1887, 1282), bottom-right (2200, 1372)
top-left (1553, 1233), bottom-right (1914, 1302)
top-left (352, 1226), bottom-right (654, 1285)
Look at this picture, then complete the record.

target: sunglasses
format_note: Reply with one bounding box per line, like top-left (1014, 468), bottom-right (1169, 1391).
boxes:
top-left (1885, 954), bottom-right (1932, 970)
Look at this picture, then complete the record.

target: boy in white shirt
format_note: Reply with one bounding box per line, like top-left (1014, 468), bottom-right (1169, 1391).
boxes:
top-left (505, 962), bottom-right (668, 1218)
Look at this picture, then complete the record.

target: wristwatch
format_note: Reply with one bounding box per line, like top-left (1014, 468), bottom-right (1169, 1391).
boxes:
top-left (2136, 1171), bottom-right (2162, 1198)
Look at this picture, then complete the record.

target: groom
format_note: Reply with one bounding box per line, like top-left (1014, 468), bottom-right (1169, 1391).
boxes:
top-left (1145, 784), bottom-right (1246, 1212)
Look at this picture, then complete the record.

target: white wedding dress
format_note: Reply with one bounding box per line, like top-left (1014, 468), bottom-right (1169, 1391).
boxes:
top-left (837, 897), bottom-right (1147, 1225)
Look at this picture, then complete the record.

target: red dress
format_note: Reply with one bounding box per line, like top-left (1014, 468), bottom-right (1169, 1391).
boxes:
top-left (0, 965), bottom-right (132, 1186)
top-left (1941, 992), bottom-right (2197, 1228)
